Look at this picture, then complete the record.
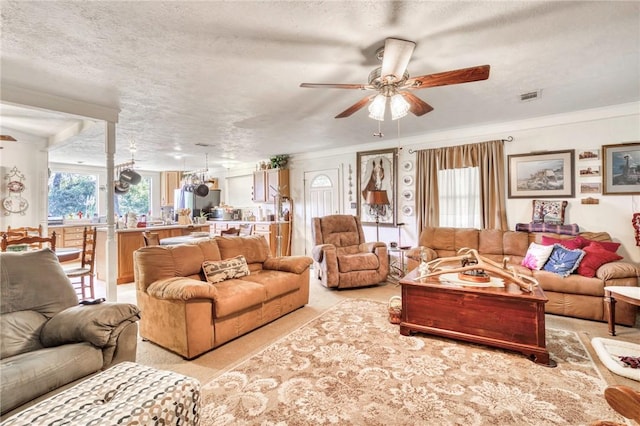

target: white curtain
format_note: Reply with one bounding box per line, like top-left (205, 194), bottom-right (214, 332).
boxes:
top-left (437, 167), bottom-right (481, 228)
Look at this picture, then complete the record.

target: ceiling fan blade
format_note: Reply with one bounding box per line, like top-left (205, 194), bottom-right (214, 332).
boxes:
top-left (335, 95), bottom-right (375, 118)
top-left (0, 135), bottom-right (17, 141)
top-left (406, 65), bottom-right (490, 89)
top-left (300, 83), bottom-right (372, 90)
top-left (380, 38), bottom-right (416, 82)
top-left (401, 92), bottom-right (434, 116)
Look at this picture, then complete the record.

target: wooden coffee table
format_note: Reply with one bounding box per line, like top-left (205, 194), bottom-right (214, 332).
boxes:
top-left (604, 286), bottom-right (640, 336)
top-left (399, 268), bottom-right (555, 367)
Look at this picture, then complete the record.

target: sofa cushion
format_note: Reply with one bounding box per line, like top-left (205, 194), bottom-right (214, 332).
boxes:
top-left (215, 235), bottom-right (271, 264)
top-left (541, 235), bottom-right (583, 250)
top-left (1, 249), bottom-right (78, 318)
top-left (542, 245), bottom-right (585, 277)
top-left (533, 270), bottom-right (606, 297)
top-left (532, 200), bottom-right (568, 225)
top-left (0, 310), bottom-right (47, 359)
top-left (203, 255), bottom-right (250, 284)
top-left (241, 270), bottom-right (301, 299)
top-left (211, 279), bottom-right (266, 318)
top-left (576, 243), bottom-right (623, 278)
top-left (0, 342), bottom-right (103, 415)
top-left (576, 236), bottom-right (621, 253)
top-left (337, 253), bottom-right (379, 273)
top-left (521, 242), bottom-right (554, 270)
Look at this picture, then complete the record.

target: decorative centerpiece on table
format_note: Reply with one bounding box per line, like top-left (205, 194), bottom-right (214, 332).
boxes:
top-left (417, 247), bottom-right (539, 292)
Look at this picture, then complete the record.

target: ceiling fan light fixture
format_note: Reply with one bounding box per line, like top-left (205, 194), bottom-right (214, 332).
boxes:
top-left (368, 94), bottom-right (386, 121)
top-left (390, 93), bottom-right (410, 120)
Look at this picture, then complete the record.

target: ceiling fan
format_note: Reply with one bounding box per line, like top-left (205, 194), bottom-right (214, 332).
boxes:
top-left (0, 135), bottom-right (17, 141)
top-left (300, 38), bottom-right (490, 120)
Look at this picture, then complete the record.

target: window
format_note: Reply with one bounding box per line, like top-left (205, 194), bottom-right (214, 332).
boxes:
top-left (437, 167), bottom-right (481, 228)
top-left (115, 176), bottom-right (151, 217)
top-left (48, 172), bottom-right (97, 219)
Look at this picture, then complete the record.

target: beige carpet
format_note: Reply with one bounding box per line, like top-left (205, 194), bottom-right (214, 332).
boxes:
top-left (111, 273), bottom-right (640, 400)
top-left (197, 298), bottom-right (626, 425)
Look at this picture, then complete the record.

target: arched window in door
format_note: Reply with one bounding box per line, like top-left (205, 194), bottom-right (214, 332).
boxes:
top-left (309, 174), bottom-right (335, 218)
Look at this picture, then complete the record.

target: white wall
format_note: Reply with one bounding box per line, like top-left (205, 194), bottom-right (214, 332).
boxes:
top-left (0, 140), bottom-right (49, 231)
top-left (291, 102), bottom-right (640, 262)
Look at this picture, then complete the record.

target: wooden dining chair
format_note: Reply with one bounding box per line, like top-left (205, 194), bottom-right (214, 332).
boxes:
top-left (6, 225), bottom-right (44, 248)
top-left (221, 227), bottom-right (240, 236)
top-left (1, 231), bottom-right (56, 252)
top-left (239, 223), bottom-right (253, 236)
top-left (142, 231), bottom-right (160, 246)
top-left (63, 227), bottom-right (97, 300)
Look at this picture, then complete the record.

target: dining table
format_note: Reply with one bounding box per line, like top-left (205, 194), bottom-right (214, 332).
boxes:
top-left (159, 235), bottom-right (211, 246)
top-left (55, 247), bottom-right (81, 262)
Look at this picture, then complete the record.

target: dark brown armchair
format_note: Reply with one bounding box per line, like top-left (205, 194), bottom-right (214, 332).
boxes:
top-left (311, 214), bottom-right (389, 289)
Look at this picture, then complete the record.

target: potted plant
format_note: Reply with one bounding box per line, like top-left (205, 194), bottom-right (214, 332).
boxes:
top-left (270, 154), bottom-right (289, 169)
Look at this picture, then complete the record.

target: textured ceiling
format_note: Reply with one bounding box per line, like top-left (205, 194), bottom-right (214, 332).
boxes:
top-left (1, 1), bottom-right (639, 171)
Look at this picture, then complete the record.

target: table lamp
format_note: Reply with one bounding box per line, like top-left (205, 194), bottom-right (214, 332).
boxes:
top-left (365, 190), bottom-right (390, 241)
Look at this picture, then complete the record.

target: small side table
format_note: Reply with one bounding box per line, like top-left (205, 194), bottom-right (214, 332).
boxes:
top-left (388, 246), bottom-right (412, 282)
top-left (604, 286), bottom-right (640, 336)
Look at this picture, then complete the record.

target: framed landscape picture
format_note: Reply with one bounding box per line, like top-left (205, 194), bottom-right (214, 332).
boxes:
top-left (602, 142), bottom-right (640, 195)
top-left (578, 149), bottom-right (600, 160)
top-left (578, 165), bottom-right (600, 177)
top-left (356, 148), bottom-right (397, 226)
top-left (580, 182), bottom-right (601, 194)
top-left (507, 150), bottom-right (575, 198)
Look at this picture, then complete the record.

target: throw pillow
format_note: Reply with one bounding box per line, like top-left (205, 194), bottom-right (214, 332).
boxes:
top-left (541, 235), bottom-right (583, 250)
top-left (576, 242), bottom-right (623, 278)
top-left (576, 236), bottom-right (621, 253)
top-left (521, 242), bottom-right (555, 270)
top-left (542, 244), bottom-right (585, 277)
top-left (202, 255), bottom-right (250, 284)
top-left (532, 200), bottom-right (568, 225)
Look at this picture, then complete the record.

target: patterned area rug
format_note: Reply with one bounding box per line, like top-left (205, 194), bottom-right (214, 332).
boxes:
top-left (201, 299), bottom-right (625, 425)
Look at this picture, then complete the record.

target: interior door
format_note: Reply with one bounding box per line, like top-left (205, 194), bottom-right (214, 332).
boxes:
top-left (304, 169), bottom-right (340, 256)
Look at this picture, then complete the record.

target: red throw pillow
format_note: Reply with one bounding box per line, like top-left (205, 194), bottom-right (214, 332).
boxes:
top-left (576, 243), bottom-right (623, 278)
top-left (541, 235), bottom-right (583, 250)
top-left (575, 236), bottom-right (621, 253)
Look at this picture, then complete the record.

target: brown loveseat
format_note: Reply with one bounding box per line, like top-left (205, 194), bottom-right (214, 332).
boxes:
top-left (407, 227), bottom-right (640, 326)
top-left (134, 235), bottom-right (312, 359)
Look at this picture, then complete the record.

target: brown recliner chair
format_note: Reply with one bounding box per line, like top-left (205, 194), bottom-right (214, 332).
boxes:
top-left (311, 214), bottom-right (389, 289)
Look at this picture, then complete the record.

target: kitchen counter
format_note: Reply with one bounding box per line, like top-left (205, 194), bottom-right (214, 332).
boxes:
top-left (95, 223), bottom-right (209, 284)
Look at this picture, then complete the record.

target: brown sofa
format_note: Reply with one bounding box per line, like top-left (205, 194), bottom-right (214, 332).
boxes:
top-left (134, 235), bottom-right (312, 359)
top-left (407, 227), bottom-right (639, 326)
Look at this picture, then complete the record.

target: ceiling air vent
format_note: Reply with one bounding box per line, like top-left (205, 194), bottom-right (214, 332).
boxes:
top-left (520, 90), bottom-right (542, 102)
top-left (195, 143), bottom-right (213, 147)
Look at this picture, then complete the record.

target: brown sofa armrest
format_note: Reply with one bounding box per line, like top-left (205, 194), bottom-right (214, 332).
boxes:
top-left (40, 303), bottom-right (140, 348)
top-left (264, 256), bottom-right (313, 274)
top-left (596, 261), bottom-right (640, 281)
top-left (146, 277), bottom-right (219, 300)
top-left (360, 241), bottom-right (387, 253)
top-left (312, 244), bottom-right (335, 263)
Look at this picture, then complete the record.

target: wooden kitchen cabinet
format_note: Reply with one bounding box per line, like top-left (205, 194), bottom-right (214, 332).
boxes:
top-left (254, 222), bottom-right (290, 256)
top-left (161, 171), bottom-right (181, 206)
top-left (49, 225), bottom-right (94, 248)
top-left (252, 169), bottom-right (289, 202)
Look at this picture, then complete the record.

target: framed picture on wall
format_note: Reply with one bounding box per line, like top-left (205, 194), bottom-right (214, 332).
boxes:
top-left (507, 150), bottom-right (575, 198)
top-left (602, 142), bottom-right (640, 195)
top-left (578, 149), bottom-right (600, 160)
top-left (356, 148), bottom-right (397, 226)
